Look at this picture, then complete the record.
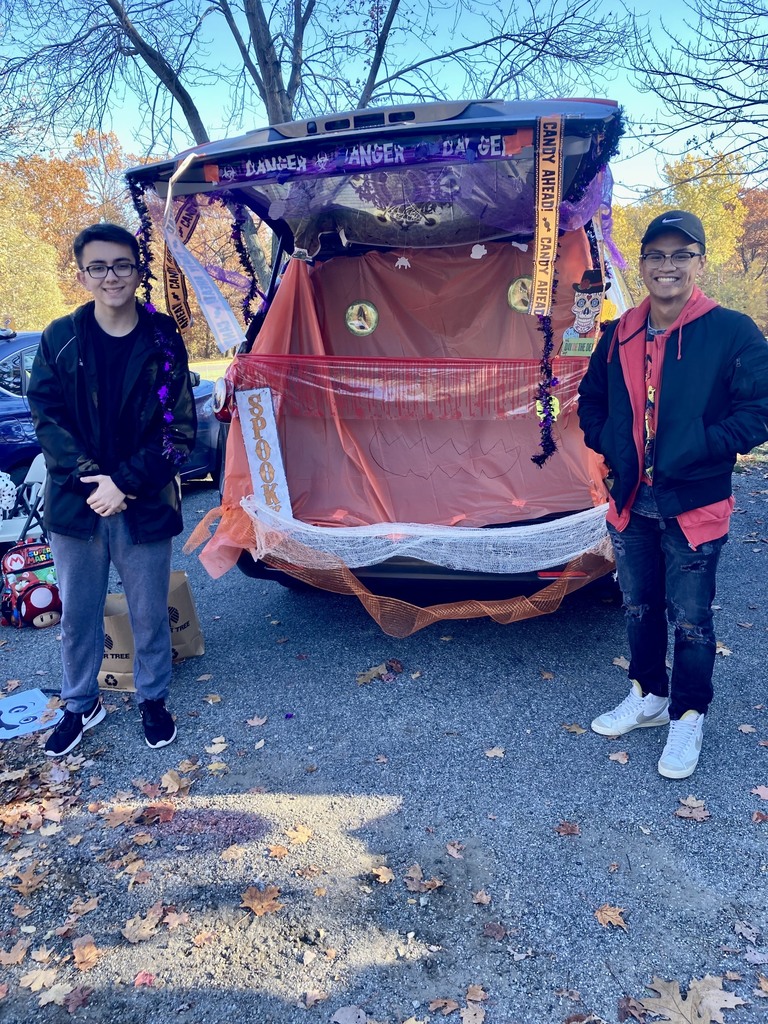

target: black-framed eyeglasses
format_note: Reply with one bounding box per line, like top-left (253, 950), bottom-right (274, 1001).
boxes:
top-left (640, 250), bottom-right (703, 268)
top-left (82, 261), bottom-right (138, 279)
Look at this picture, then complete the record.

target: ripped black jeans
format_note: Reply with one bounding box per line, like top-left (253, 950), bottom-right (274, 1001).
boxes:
top-left (608, 514), bottom-right (727, 718)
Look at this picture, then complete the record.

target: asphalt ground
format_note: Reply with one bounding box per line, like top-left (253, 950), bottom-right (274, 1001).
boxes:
top-left (0, 453), bottom-right (766, 1024)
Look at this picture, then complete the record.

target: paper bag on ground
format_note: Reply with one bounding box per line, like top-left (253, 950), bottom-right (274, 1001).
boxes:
top-left (98, 570), bottom-right (204, 692)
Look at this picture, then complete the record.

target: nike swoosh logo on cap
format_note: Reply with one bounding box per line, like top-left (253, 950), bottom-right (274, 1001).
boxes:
top-left (661, 217), bottom-right (683, 223)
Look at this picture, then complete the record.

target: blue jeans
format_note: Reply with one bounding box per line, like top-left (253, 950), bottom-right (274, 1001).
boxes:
top-left (608, 514), bottom-right (727, 718)
top-left (50, 516), bottom-right (173, 713)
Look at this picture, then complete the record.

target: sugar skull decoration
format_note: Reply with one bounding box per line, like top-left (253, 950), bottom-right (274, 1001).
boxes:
top-left (570, 269), bottom-right (609, 336)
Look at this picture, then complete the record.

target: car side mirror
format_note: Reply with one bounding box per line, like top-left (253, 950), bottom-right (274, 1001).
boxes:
top-left (189, 370), bottom-right (201, 388)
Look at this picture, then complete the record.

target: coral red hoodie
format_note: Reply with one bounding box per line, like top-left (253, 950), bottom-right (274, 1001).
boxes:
top-left (606, 287), bottom-right (733, 548)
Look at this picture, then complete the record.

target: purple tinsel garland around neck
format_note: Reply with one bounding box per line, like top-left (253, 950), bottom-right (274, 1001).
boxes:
top-left (146, 309), bottom-right (187, 466)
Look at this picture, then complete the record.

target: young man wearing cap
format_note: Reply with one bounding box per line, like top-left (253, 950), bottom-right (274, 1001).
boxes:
top-left (578, 210), bottom-right (768, 779)
top-left (28, 223), bottom-right (197, 757)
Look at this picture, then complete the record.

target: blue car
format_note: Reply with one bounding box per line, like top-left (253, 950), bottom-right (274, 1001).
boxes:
top-left (0, 327), bottom-right (224, 486)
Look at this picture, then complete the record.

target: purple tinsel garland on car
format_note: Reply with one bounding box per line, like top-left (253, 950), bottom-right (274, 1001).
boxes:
top-left (531, 266), bottom-right (560, 468)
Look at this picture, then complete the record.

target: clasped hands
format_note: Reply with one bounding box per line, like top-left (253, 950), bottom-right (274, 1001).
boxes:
top-left (81, 475), bottom-right (134, 517)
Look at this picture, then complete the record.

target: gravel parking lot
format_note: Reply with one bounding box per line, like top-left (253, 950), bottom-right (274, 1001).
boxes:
top-left (0, 451), bottom-right (766, 1024)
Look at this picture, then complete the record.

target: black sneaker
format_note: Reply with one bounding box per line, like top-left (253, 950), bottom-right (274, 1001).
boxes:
top-left (45, 698), bottom-right (105, 758)
top-left (139, 698), bottom-right (177, 748)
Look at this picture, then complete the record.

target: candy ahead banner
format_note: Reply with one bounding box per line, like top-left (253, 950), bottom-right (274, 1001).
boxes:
top-left (528, 115), bottom-right (564, 319)
top-left (161, 193), bottom-right (246, 354)
top-left (163, 196), bottom-right (198, 333)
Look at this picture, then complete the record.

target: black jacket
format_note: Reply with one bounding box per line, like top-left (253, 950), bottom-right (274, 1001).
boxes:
top-left (28, 302), bottom-right (197, 542)
top-left (578, 305), bottom-right (768, 517)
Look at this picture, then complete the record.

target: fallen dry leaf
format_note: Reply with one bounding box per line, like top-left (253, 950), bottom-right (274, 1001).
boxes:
top-left (751, 785), bottom-right (768, 800)
top-left (204, 736), bottom-right (228, 755)
top-left (10, 862), bottom-right (49, 897)
top-left (460, 1004), bottom-right (486, 1023)
top-left (430, 998), bottom-right (460, 1014)
top-left (595, 904), bottom-right (628, 930)
top-left (163, 910), bottom-right (189, 930)
top-left (612, 655), bottom-right (630, 670)
top-left (38, 982), bottom-right (73, 1007)
top-left (562, 723), bottom-right (587, 735)
top-left (737, 724), bottom-right (757, 734)
top-left (161, 770), bottom-right (193, 795)
top-left (134, 802), bottom-right (175, 825)
top-left (484, 746), bottom-right (505, 758)
top-left (371, 865), bottom-right (395, 884)
top-left (446, 841), bottom-right (465, 859)
top-left (754, 975), bottom-right (768, 998)
top-left (72, 935), bottom-right (101, 971)
top-left (202, 693), bottom-right (221, 704)
top-left (675, 796), bottom-right (711, 822)
top-left (246, 714), bottom-right (268, 726)
top-left (302, 989), bottom-right (327, 1008)
top-left (356, 663), bottom-right (388, 685)
top-left (404, 864), bottom-right (444, 893)
top-left (715, 642), bottom-right (732, 657)
top-left (11, 904), bottom-right (33, 919)
top-left (0, 939), bottom-right (30, 965)
top-left (482, 922), bottom-right (506, 941)
top-left (69, 896), bottom-right (99, 916)
top-left (133, 971), bottom-right (155, 987)
top-left (609, 751), bottom-right (629, 764)
top-left (192, 931), bottom-right (217, 947)
top-left (31, 946), bottom-right (54, 964)
top-left (331, 1008), bottom-right (367, 1024)
top-left (641, 974), bottom-right (746, 1023)
top-left (734, 920), bottom-right (759, 944)
top-left (472, 890), bottom-right (491, 905)
top-left (20, 968), bottom-right (57, 992)
top-left (555, 821), bottom-right (581, 837)
top-left (63, 987), bottom-right (91, 1012)
top-left (240, 885), bottom-right (284, 916)
top-left (467, 985), bottom-right (489, 1002)
top-left (268, 844), bottom-right (289, 859)
top-left (753, 810), bottom-right (768, 823)
top-left (121, 900), bottom-right (164, 943)
top-left (285, 822), bottom-right (312, 845)
top-left (104, 806), bottom-right (135, 828)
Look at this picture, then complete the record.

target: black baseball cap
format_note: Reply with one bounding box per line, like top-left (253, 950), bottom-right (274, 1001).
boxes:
top-left (641, 210), bottom-right (706, 251)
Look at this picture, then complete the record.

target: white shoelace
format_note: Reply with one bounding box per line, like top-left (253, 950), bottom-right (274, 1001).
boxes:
top-left (664, 718), bottom-right (699, 758)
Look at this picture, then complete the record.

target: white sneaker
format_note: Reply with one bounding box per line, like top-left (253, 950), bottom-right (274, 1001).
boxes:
top-left (658, 711), bottom-right (705, 779)
top-left (591, 680), bottom-right (670, 736)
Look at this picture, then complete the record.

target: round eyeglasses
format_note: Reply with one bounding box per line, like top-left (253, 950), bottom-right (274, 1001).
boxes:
top-left (640, 251), bottom-right (703, 268)
top-left (82, 261), bottom-right (138, 279)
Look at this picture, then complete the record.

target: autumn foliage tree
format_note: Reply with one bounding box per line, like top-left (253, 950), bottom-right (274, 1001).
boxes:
top-left (611, 153), bottom-right (766, 330)
top-left (4, 132), bottom-right (138, 310)
top-left (0, 178), bottom-right (67, 328)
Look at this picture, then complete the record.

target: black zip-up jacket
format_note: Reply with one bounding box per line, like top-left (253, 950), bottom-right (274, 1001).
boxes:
top-left (28, 301), bottom-right (197, 542)
top-left (578, 304), bottom-right (768, 518)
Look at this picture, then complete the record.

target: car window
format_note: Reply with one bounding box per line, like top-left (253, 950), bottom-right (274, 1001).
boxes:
top-left (21, 347), bottom-right (36, 396)
top-left (0, 351), bottom-right (23, 396)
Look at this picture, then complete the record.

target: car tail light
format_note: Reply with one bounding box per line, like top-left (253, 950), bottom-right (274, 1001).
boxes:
top-left (212, 377), bottom-right (233, 422)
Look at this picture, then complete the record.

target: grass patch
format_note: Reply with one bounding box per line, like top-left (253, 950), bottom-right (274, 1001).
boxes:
top-left (189, 358), bottom-right (233, 380)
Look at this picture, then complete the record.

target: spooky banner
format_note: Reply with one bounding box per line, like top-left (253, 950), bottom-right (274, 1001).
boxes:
top-left (528, 115), bottom-right (564, 319)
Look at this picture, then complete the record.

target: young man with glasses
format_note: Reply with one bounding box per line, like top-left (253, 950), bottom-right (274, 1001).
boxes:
top-left (578, 210), bottom-right (768, 779)
top-left (28, 223), bottom-right (197, 756)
